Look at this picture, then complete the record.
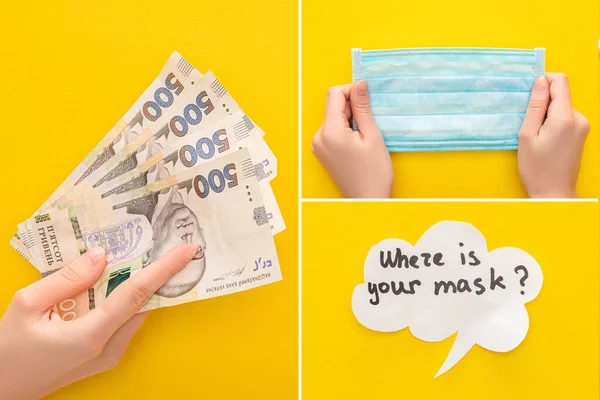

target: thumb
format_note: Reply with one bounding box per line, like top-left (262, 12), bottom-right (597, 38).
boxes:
top-left (350, 80), bottom-right (379, 137)
top-left (18, 247), bottom-right (106, 312)
top-left (519, 77), bottom-right (550, 140)
top-left (89, 243), bottom-right (198, 337)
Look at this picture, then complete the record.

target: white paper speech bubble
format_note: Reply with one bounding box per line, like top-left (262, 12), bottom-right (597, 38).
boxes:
top-left (351, 221), bottom-right (543, 377)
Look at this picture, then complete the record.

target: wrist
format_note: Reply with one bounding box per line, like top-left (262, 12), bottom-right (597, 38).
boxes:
top-left (527, 188), bottom-right (578, 198)
top-left (353, 186), bottom-right (393, 199)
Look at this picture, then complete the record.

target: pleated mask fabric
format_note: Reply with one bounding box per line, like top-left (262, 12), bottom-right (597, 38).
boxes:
top-left (351, 47), bottom-right (546, 152)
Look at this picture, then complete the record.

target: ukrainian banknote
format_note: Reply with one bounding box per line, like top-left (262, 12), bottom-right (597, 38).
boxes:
top-left (10, 52), bottom-right (203, 254)
top-left (17, 149), bottom-right (281, 320)
top-left (80, 112), bottom-right (284, 235)
top-left (51, 70), bottom-right (240, 210)
top-left (9, 233), bottom-right (32, 262)
top-left (42, 52), bottom-right (203, 210)
top-left (94, 112), bottom-right (276, 197)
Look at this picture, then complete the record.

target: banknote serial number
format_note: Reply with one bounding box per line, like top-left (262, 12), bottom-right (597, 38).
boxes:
top-left (253, 257), bottom-right (273, 271)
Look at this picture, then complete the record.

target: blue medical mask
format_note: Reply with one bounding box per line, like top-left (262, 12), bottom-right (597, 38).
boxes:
top-left (351, 48), bottom-right (545, 152)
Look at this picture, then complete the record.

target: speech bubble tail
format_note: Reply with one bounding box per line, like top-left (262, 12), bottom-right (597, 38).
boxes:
top-left (434, 332), bottom-right (475, 379)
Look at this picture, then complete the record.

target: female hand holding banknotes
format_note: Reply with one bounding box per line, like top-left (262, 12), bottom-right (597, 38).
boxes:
top-left (0, 243), bottom-right (198, 400)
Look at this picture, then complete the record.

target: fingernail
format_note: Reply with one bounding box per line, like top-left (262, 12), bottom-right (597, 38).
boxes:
top-left (184, 244), bottom-right (199, 258)
top-left (357, 80), bottom-right (368, 96)
top-left (533, 77), bottom-right (547, 91)
top-left (86, 247), bottom-right (106, 265)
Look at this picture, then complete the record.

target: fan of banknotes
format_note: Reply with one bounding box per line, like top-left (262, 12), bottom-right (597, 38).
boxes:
top-left (10, 52), bottom-right (284, 320)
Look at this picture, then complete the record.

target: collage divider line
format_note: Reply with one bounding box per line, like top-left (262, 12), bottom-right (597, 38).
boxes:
top-left (301, 198), bottom-right (599, 203)
top-left (297, 0), bottom-right (303, 397)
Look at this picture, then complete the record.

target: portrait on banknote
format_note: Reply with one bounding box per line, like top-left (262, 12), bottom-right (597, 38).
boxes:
top-left (142, 187), bottom-right (207, 298)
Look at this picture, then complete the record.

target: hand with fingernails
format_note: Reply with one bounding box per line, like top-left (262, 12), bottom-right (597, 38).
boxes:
top-left (311, 80), bottom-right (393, 198)
top-left (0, 243), bottom-right (198, 400)
top-left (313, 76), bottom-right (589, 199)
top-left (518, 73), bottom-right (590, 198)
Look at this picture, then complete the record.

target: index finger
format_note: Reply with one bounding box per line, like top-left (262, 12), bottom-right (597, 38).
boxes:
top-left (87, 243), bottom-right (198, 337)
top-left (545, 73), bottom-right (573, 116)
top-left (325, 84), bottom-right (353, 127)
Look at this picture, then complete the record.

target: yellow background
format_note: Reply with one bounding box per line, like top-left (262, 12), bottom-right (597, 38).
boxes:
top-left (303, 201), bottom-right (599, 399)
top-left (0, 1), bottom-right (297, 399)
top-left (302, 0), bottom-right (600, 198)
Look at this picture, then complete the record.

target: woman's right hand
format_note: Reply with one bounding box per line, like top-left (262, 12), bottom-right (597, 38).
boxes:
top-left (0, 243), bottom-right (198, 400)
